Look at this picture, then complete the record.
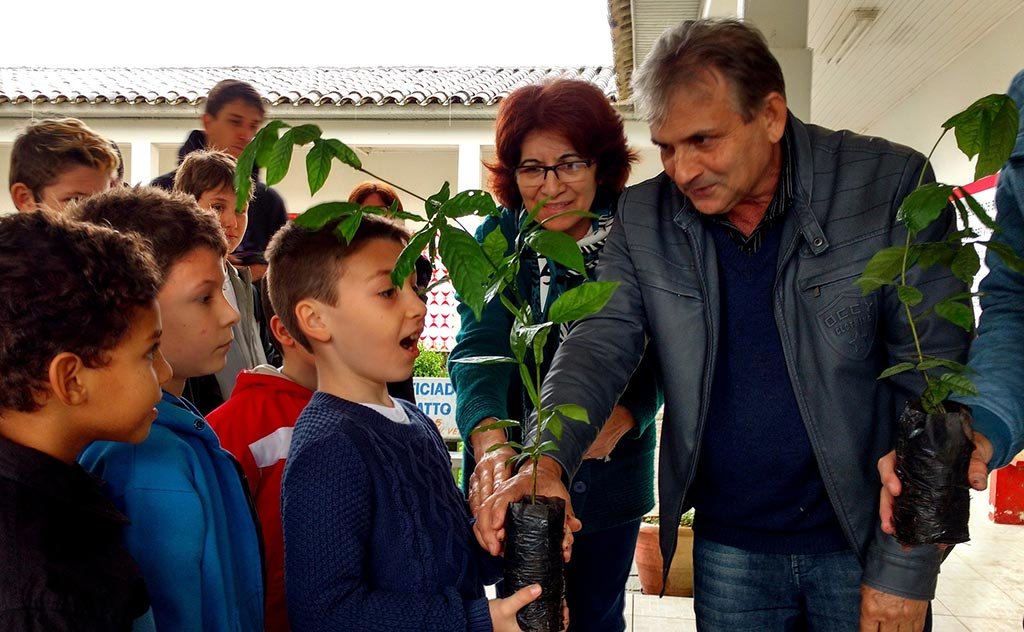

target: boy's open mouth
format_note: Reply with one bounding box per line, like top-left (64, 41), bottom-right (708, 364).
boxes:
top-left (400, 332), bottom-right (420, 351)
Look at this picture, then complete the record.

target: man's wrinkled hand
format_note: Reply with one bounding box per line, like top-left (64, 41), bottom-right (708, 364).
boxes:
top-left (859, 585), bottom-right (928, 632)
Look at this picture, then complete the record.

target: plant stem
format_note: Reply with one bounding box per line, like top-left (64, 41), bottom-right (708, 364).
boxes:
top-left (356, 167), bottom-right (429, 204)
top-left (903, 128), bottom-right (950, 412)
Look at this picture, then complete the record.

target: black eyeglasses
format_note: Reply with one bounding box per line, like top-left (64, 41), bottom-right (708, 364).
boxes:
top-left (513, 160), bottom-right (594, 186)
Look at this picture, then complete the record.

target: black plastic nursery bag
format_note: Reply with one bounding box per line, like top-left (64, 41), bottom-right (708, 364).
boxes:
top-left (503, 496), bottom-right (565, 632)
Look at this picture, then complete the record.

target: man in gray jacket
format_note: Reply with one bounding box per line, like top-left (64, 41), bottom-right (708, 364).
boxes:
top-left (474, 19), bottom-right (970, 631)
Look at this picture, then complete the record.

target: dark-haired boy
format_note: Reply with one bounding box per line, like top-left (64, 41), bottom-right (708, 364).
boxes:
top-left (152, 79), bottom-right (287, 277)
top-left (207, 285), bottom-right (315, 632)
top-left (272, 215), bottom-right (539, 631)
top-left (8, 117), bottom-right (119, 213)
top-left (0, 211), bottom-right (168, 631)
top-left (75, 187), bottom-right (264, 632)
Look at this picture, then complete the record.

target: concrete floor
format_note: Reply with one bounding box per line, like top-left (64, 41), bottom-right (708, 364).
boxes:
top-left (624, 487), bottom-right (1024, 631)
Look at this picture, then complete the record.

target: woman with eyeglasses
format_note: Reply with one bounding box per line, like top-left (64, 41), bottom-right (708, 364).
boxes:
top-left (449, 79), bottom-right (661, 632)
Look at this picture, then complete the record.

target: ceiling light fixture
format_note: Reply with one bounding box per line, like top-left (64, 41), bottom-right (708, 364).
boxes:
top-left (819, 8), bottom-right (880, 65)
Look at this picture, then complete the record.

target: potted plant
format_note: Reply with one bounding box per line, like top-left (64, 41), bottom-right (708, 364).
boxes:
top-left (856, 93), bottom-right (1022, 545)
top-left (634, 510), bottom-right (695, 597)
top-left (235, 121), bottom-right (617, 631)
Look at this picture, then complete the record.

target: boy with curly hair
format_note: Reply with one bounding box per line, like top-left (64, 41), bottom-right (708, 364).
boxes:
top-left (0, 211), bottom-right (168, 630)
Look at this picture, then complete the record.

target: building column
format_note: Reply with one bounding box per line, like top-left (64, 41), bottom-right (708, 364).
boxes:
top-left (456, 142), bottom-right (482, 192)
top-left (746, 0), bottom-right (812, 121)
top-left (128, 138), bottom-right (157, 186)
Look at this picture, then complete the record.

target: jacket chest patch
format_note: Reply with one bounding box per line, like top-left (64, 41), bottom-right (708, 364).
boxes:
top-left (816, 292), bottom-right (876, 360)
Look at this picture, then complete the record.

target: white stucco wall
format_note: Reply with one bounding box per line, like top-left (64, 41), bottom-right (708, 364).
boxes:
top-left (862, 8), bottom-right (1024, 185)
top-left (0, 112), bottom-right (667, 217)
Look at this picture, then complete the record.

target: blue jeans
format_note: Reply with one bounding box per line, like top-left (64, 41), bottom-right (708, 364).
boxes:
top-left (564, 518), bottom-right (640, 632)
top-left (693, 537), bottom-right (866, 632)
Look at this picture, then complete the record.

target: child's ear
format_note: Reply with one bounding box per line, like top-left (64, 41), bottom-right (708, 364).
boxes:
top-left (10, 183), bottom-right (38, 213)
top-left (269, 314), bottom-right (298, 349)
top-left (294, 300), bottom-right (331, 344)
top-left (47, 352), bottom-right (88, 406)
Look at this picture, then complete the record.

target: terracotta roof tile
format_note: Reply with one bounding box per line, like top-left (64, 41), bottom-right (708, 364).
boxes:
top-left (0, 66), bottom-right (617, 107)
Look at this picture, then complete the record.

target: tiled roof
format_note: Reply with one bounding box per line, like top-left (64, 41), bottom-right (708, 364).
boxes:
top-left (0, 66), bottom-right (617, 107)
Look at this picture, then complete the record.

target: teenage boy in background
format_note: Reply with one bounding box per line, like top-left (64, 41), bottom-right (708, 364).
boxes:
top-left (8, 117), bottom-right (119, 213)
top-left (152, 79), bottom-right (287, 279)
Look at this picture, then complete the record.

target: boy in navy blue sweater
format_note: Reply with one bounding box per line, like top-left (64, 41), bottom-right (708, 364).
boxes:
top-left (271, 215), bottom-right (543, 631)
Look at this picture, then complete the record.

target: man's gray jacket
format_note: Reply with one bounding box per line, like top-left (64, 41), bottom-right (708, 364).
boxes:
top-left (540, 114), bottom-right (970, 600)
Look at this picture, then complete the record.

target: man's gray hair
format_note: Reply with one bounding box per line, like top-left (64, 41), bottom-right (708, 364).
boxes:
top-left (631, 18), bottom-right (786, 125)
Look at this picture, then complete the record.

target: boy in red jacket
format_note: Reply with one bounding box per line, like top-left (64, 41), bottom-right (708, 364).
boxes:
top-left (207, 287), bottom-right (316, 632)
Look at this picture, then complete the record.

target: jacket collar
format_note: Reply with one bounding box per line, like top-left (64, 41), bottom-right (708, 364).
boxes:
top-left (0, 434), bottom-right (127, 522)
top-left (157, 390), bottom-right (222, 448)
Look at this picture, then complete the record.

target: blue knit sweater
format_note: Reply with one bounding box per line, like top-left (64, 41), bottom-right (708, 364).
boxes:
top-left (282, 392), bottom-right (498, 632)
top-left (691, 221), bottom-right (847, 554)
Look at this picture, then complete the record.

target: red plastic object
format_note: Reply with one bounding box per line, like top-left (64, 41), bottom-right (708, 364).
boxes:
top-left (989, 455), bottom-right (1024, 525)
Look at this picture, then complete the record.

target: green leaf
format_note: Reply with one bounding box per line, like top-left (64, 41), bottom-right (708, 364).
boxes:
top-left (536, 440), bottom-right (559, 454)
top-left (943, 93), bottom-right (1019, 180)
top-left (334, 210), bottom-right (363, 244)
top-left (391, 229), bottom-right (435, 289)
top-left (323, 138), bottom-right (361, 170)
top-left (438, 224), bottom-right (490, 320)
top-left (440, 190), bottom-right (499, 219)
top-left (234, 144), bottom-right (258, 211)
top-left (896, 285), bottom-right (923, 307)
top-left (293, 201), bottom-right (362, 230)
top-left (266, 136), bottom-right (296, 186)
top-left (986, 241), bottom-right (1024, 274)
top-left (921, 382), bottom-right (952, 414)
top-left (531, 324), bottom-right (552, 367)
top-left (450, 355), bottom-right (517, 365)
top-left (481, 226), bottom-right (509, 266)
top-left (305, 139), bottom-right (334, 195)
top-left (898, 184), bottom-right (954, 236)
top-left (917, 242), bottom-right (956, 270)
top-left (548, 281), bottom-right (619, 324)
top-left (253, 120), bottom-right (290, 167)
top-left (510, 320), bottom-right (553, 365)
top-left (287, 124), bottom-right (322, 145)
top-left (524, 197), bottom-right (548, 226)
top-left (917, 357), bottom-right (969, 373)
top-left (546, 414), bottom-right (563, 442)
top-left (473, 419), bottom-right (521, 433)
top-left (934, 298), bottom-right (975, 332)
top-left (951, 243), bottom-right (981, 284)
top-left (526, 230), bottom-right (585, 273)
top-left (483, 257), bottom-right (516, 305)
top-left (517, 362), bottom-right (539, 408)
top-left (939, 372), bottom-right (980, 397)
top-left (960, 190), bottom-right (999, 231)
top-left (857, 246), bottom-right (914, 294)
top-left (553, 403), bottom-right (589, 424)
top-left (950, 195), bottom-right (971, 230)
top-left (266, 125), bottom-right (323, 186)
top-left (426, 182), bottom-right (451, 219)
top-left (878, 362), bottom-right (916, 379)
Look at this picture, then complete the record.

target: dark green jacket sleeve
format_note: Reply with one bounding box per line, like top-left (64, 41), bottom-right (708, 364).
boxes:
top-left (448, 212), bottom-right (520, 440)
